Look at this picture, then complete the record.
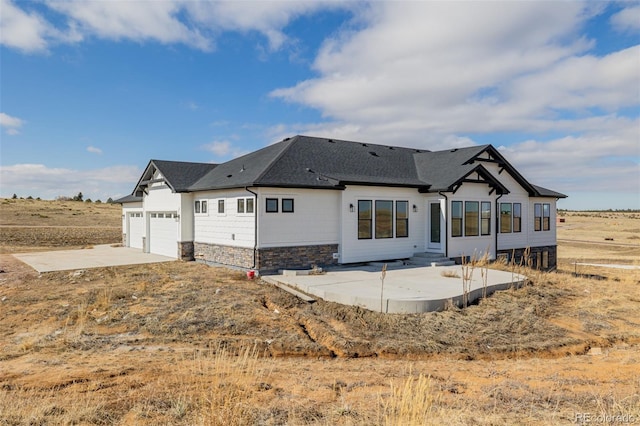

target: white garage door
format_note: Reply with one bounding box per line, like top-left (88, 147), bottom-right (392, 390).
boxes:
top-left (149, 212), bottom-right (178, 258)
top-left (128, 212), bottom-right (144, 249)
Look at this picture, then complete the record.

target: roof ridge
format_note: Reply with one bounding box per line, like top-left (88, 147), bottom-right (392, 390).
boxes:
top-left (252, 136), bottom-right (299, 184)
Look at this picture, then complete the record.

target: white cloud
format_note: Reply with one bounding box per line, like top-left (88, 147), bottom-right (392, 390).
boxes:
top-left (0, 0), bottom-right (50, 52)
top-left (0, 163), bottom-right (141, 201)
top-left (0, 112), bottom-right (25, 135)
top-left (86, 146), bottom-right (103, 155)
top-left (0, 0), bottom-right (82, 53)
top-left (269, 2), bottom-right (639, 206)
top-left (2, 0), bottom-right (352, 53)
top-left (202, 140), bottom-right (232, 157)
top-left (610, 5), bottom-right (640, 33)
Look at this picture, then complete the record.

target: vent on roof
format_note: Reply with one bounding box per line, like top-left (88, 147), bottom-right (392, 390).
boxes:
top-left (227, 174), bottom-right (233, 178)
top-left (451, 148), bottom-right (458, 152)
top-left (415, 149), bottom-right (422, 153)
top-left (306, 167), bottom-right (315, 173)
top-left (369, 151), bottom-right (379, 157)
top-left (283, 137), bottom-right (290, 141)
top-left (388, 146), bottom-right (394, 150)
top-left (327, 139), bottom-right (335, 143)
top-left (240, 164), bottom-right (245, 172)
top-left (362, 143), bottom-right (368, 147)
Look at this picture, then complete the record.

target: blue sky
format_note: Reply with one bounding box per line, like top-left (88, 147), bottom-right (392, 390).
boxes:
top-left (1, 1), bottom-right (638, 210)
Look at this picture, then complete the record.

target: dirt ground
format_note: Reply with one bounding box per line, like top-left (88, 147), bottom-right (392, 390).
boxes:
top-left (0, 199), bottom-right (638, 425)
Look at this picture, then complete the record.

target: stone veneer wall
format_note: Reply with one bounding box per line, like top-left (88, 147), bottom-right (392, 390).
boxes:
top-left (178, 241), bottom-right (194, 261)
top-left (194, 242), bottom-right (254, 269)
top-left (122, 233), bottom-right (126, 246)
top-left (496, 245), bottom-right (558, 271)
top-left (256, 244), bottom-right (339, 272)
top-left (193, 242), bottom-right (339, 271)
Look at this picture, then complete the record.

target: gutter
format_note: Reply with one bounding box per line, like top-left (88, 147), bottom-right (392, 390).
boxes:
top-left (495, 192), bottom-right (504, 260)
top-left (438, 192), bottom-right (448, 258)
top-left (245, 187), bottom-right (258, 269)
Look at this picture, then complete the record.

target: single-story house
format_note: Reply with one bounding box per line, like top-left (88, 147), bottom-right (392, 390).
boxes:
top-left (116, 135), bottom-right (566, 271)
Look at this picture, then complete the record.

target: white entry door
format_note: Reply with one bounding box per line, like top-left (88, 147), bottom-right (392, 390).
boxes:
top-left (128, 213), bottom-right (144, 249)
top-left (427, 201), bottom-right (443, 251)
top-left (149, 212), bottom-right (178, 258)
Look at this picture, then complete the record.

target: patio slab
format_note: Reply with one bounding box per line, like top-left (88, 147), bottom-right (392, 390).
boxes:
top-left (13, 244), bottom-right (175, 273)
top-left (262, 265), bottom-right (526, 313)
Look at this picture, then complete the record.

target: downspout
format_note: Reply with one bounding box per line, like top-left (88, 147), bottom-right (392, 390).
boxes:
top-left (495, 192), bottom-right (504, 260)
top-left (245, 187), bottom-right (258, 269)
top-left (438, 192), bottom-right (448, 258)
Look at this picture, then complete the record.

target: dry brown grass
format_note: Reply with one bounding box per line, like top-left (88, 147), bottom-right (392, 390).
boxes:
top-left (0, 201), bottom-right (639, 424)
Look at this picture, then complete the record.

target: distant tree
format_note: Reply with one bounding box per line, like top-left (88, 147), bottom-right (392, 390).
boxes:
top-left (56, 195), bottom-right (72, 201)
top-left (36, 197), bottom-right (41, 200)
top-left (95, 199), bottom-right (102, 204)
top-left (73, 192), bottom-right (83, 202)
top-left (27, 196), bottom-right (33, 200)
top-left (85, 198), bottom-right (92, 203)
top-left (12, 194), bottom-right (17, 199)
top-left (107, 197), bottom-right (114, 203)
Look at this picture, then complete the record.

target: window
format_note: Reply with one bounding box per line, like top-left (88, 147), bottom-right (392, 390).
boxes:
top-left (513, 203), bottom-right (522, 233)
top-left (464, 201), bottom-right (479, 236)
top-left (451, 201), bottom-right (463, 237)
top-left (395, 201), bottom-right (408, 238)
top-left (282, 198), bottom-right (294, 213)
top-left (266, 198), bottom-right (278, 213)
top-left (237, 198), bottom-right (245, 213)
top-left (201, 201), bottom-right (207, 214)
top-left (543, 203), bottom-right (550, 231)
top-left (534, 203), bottom-right (542, 231)
top-left (194, 200), bottom-right (201, 214)
top-left (358, 200), bottom-right (372, 239)
top-left (500, 203), bottom-right (512, 233)
top-left (218, 199), bottom-right (225, 214)
top-left (481, 201), bottom-right (491, 235)
top-left (375, 200), bottom-right (393, 238)
top-left (246, 198), bottom-right (254, 213)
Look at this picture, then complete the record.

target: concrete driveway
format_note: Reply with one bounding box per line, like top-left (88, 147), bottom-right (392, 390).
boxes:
top-left (13, 244), bottom-right (175, 273)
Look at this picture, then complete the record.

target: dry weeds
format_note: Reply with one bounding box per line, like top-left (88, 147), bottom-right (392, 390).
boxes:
top-left (0, 200), bottom-right (639, 424)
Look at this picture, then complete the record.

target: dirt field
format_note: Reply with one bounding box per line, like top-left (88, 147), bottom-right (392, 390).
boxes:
top-left (0, 199), bottom-right (638, 425)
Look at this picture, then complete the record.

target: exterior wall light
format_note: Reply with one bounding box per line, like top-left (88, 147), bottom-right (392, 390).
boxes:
top-left (349, 203), bottom-right (355, 213)
top-left (413, 204), bottom-right (418, 212)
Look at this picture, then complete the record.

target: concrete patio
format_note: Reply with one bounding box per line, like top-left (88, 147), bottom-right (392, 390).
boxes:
top-left (262, 264), bottom-right (526, 313)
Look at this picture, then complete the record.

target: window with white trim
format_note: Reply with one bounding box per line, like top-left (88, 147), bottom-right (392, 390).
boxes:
top-left (218, 199), bottom-right (225, 214)
top-left (451, 201), bottom-right (463, 237)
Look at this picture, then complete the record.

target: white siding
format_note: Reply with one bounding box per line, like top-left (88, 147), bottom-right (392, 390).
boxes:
top-left (258, 188), bottom-right (340, 248)
top-left (528, 197), bottom-right (558, 247)
top-left (340, 186), bottom-right (424, 264)
top-left (193, 189), bottom-right (257, 248)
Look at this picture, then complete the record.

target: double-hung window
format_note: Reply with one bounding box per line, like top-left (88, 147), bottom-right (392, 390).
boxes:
top-left (237, 198), bottom-right (245, 213)
top-left (195, 200), bottom-right (201, 214)
top-left (543, 203), bottom-right (550, 231)
top-left (395, 201), bottom-right (408, 238)
top-left (513, 203), bottom-right (522, 232)
top-left (481, 201), bottom-right (491, 235)
top-left (358, 200), bottom-right (372, 239)
top-left (218, 199), bottom-right (225, 214)
top-left (451, 201), bottom-right (463, 237)
top-left (534, 203), bottom-right (542, 231)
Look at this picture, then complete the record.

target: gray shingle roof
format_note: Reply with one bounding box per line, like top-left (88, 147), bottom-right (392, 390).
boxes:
top-left (150, 160), bottom-right (218, 192)
top-left (128, 135), bottom-right (567, 199)
top-left (113, 194), bottom-right (142, 204)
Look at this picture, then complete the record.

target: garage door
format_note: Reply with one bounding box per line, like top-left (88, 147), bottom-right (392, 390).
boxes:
top-left (149, 212), bottom-right (178, 258)
top-left (128, 212), bottom-right (144, 249)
